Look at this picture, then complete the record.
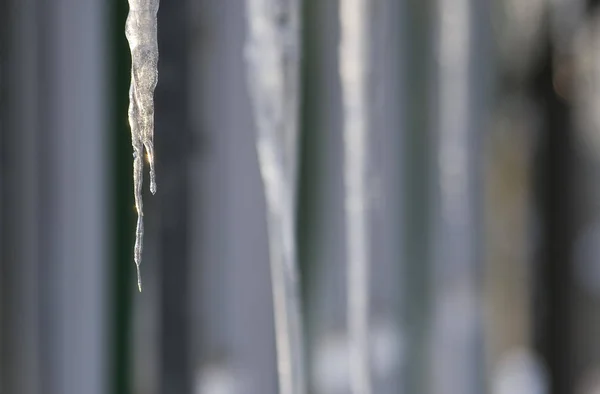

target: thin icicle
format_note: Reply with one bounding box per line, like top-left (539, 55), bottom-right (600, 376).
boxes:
top-left (244, 1), bottom-right (305, 394)
top-left (339, 1), bottom-right (372, 393)
top-left (126, 0), bottom-right (159, 291)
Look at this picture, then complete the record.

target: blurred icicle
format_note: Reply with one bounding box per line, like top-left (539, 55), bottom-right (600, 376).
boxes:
top-left (244, 1), bottom-right (306, 394)
top-left (125, 0), bottom-right (159, 291)
top-left (339, 1), bottom-right (372, 393)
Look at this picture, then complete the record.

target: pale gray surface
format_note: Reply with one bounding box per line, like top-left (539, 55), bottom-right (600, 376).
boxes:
top-left (1, 0), bottom-right (109, 393)
top-left (189, 1), bottom-right (278, 393)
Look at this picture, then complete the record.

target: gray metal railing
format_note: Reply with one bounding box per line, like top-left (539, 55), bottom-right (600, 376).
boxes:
top-left (2, 0), bottom-right (600, 393)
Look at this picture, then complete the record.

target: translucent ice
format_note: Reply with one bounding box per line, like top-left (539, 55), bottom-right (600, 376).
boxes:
top-left (126, 0), bottom-right (159, 292)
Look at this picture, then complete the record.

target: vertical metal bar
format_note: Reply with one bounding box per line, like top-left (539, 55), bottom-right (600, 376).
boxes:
top-left (188, 0), bottom-right (233, 387)
top-left (245, 1), bottom-right (306, 393)
top-left (571, 8), bottom-right (600, 393)
top-left (155, 0), bottom-right (192, 391)
top-left (368, 0), bottom-right (406, 392)
top-left (430, 0), bottom-right (484, 392)
top-left (485, 1), bottom-right (547, 392)
top-left (189, 1), bottom-right (280, 393)
top-left (0, 0), bottom-right (4, 387)
top-left (484, 98), bottom-right (542, 394)
top-left (339, 0), bottom-right (372, 393)
top-left (533, 48), bottom-right (573, 394)
top-left (110, 0), bottom-right (135, 392)
top-left (1, 0), bottom-right (42, 391)
top-left (297, 1), bottom-right (348, 392)
top-left (36, 0), bottom-right (109, 392)
top-left (404, 1), bottom-right (433, 393)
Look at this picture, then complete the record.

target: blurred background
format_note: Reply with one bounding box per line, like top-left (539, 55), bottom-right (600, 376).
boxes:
top-left (1, 0), bottom-right (600, 393)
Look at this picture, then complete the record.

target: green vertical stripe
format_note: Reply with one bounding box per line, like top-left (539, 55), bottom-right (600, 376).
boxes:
top-left (111, 0), bottom-right (134, 393)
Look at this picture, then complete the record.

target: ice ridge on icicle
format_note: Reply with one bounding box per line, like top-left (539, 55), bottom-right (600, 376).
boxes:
top-left (126, 0), bottom-right (159, 292)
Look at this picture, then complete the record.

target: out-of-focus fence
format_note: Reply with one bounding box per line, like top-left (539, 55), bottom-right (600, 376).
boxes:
top-left (1, 0), bottom-right (600, 394)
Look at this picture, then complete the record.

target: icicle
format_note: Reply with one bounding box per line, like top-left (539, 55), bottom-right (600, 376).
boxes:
top-left (339, 0), bottom-right (372, 393)
top-left (126, 0), bottom-right (159, 292)
top-left (244, 1), bottom-right (306, 394)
